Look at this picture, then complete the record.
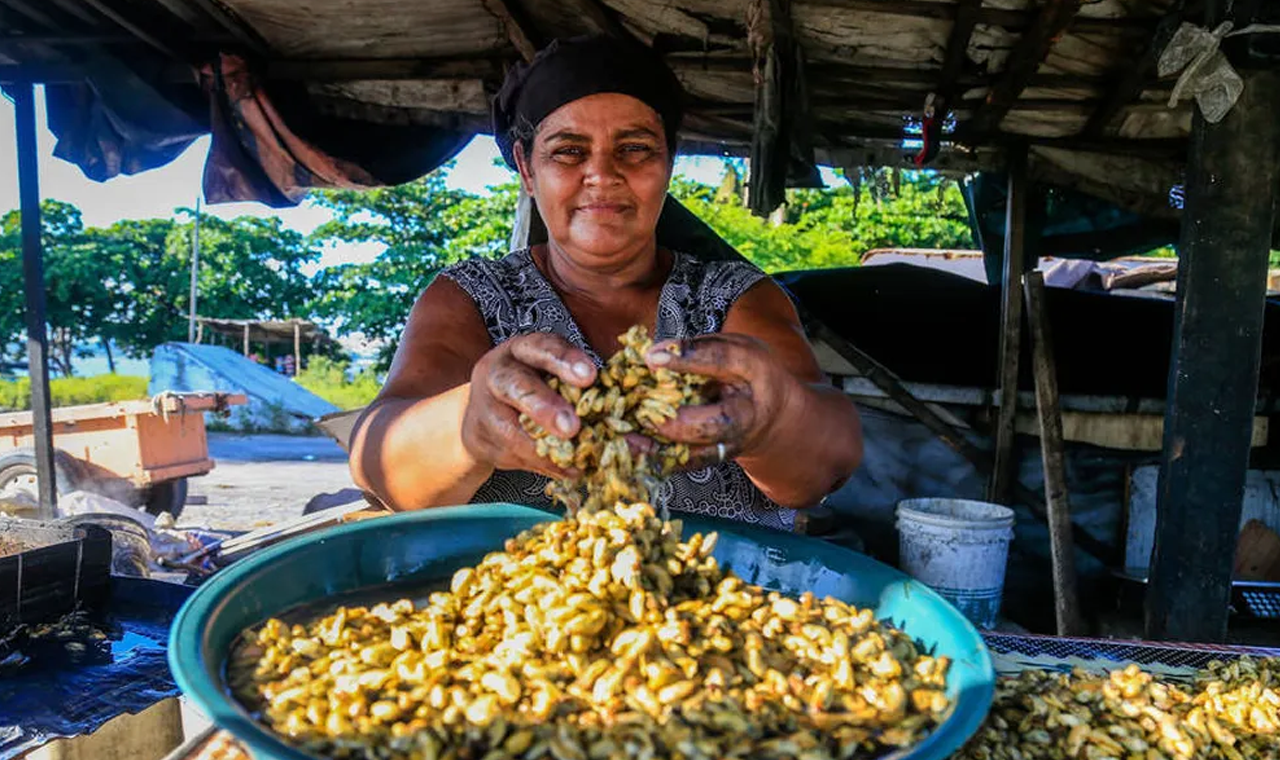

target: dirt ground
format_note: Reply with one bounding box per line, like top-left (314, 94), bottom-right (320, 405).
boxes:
top-left (175, 433), bottom-right (361, 533)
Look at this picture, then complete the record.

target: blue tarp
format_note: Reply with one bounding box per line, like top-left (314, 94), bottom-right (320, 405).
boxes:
top-left (149, 342), bottom-right (339, 433)
top-left (0, 578), bottom-right (193, 759)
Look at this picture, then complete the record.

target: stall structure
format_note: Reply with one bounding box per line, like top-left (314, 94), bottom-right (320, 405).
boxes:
top-left (190, 317), bottom-right (336, 367)
top-left (1, 0), bottom-right (1279, 745)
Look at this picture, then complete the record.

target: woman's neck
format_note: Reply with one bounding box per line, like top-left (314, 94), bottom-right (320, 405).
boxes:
top-left (535, 239), bottom-right (670, 304)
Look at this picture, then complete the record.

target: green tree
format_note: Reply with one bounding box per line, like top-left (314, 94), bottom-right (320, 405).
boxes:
top-left (309, 170), bottom-right (517, 367)
top-left (0, 201), bottom-right (119, 375)
top-left (0, 201), bottom-right (322, 375)
top-left (670, 166), bottom-right (974, 273)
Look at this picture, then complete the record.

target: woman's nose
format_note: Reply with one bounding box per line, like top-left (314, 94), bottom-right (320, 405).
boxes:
top-left (582, 151), bottom-right (623, 185)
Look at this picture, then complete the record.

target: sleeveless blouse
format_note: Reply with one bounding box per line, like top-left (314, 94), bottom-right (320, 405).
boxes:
top-left (440, 248), bottom-right (796, 531)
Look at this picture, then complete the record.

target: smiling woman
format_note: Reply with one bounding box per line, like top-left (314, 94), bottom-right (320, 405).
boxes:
top-left (348, 34), bottom-right (864, 530)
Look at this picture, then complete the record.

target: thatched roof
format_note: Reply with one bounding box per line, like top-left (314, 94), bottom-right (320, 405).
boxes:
top-left (0, 0), bottom-right (1219, 219)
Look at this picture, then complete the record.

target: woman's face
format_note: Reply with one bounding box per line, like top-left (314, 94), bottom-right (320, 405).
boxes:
top-left (515, 93), bottom-right (672, 269)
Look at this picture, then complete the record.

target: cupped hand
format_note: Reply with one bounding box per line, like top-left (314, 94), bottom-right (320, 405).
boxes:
top-left (641, 333), bottom-right (797, 470)
top-left (460, 333), bottom-right (597, 479)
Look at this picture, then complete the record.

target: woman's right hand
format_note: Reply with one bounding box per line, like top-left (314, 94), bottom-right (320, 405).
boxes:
top-left (460, 333), bottom-right (598, 479)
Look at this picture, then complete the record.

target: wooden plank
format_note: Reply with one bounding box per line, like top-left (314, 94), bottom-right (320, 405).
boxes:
top-left (1081, 0), bottom-right (1191, 138)
top-left (932, 0), bottom-right (982, 124)
top-left (748, 0), bottom-right (785, 217)
top-left (558, 0), bottom-right (631, 38)
top-left (1025, 270), bottom-right (1085, 636)
top-left (1144, 52), bottom-right (1280, 642)
top-left (961, 0), bottom-right (1083, 143)
top-left (140, 461), bottom-right (215, 484)
top-left (265, 56), bottom-right (505, 82)
top-left (1013, 411), bottom-right (1268, 452)
top-left (673, 56), bottom-right (1164, 93)
top-left (747, 0), bottom-right (818, 217)
top-left (0, 34), bottom-right (136, 44)
top-left (75, 0), bottom-right (180, 60)
top-left (797, 0), bottom-right (1151, 35)
top-left (479, 0), bottom-right (540, 62)
top-left (0, 0), bottom-right (60, 28)
top-left (184, 0), bottom-right (270, 55)
top-left (988, 146), bottom-right (1029, 505)
top-left (14, 82), bottom-right (56, 520)
top-left (1234, 520), bottom-right (1280, 582)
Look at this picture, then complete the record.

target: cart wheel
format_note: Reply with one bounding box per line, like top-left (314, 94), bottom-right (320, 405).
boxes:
top-left (144, 477), bottom-right (188, 519)
top-left (0, 449), bottom-right (87, 519)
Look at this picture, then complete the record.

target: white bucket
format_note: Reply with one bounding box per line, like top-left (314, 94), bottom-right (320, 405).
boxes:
top-left (895, 498), bottom-right (1015, 630)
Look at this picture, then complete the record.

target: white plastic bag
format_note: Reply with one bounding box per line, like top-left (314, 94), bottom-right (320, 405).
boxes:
top-left (1159, 22), bottom-right (1243, 124)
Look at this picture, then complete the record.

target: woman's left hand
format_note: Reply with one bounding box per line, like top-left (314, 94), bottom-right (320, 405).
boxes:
top-left (640, 333), bottom-right (799, 470)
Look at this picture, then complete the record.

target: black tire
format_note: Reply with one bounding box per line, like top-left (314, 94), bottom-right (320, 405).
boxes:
top-left (144, 477), bottom-right (188, 519)
top-left (0, 449), bottom-right (86, 496)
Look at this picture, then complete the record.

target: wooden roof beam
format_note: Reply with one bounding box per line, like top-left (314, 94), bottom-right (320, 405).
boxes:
top-left (265, 56), bottom-right (507, 82)
top-left (74, 0), bottom-right (180, 60)
top-left (1080, 0), bottom-right (1194, 138)
top-left (670, 56), bottom-right (1170, 93)
top-left (800, 0), bottom-right (1151, 36)
top-left (934, 0), bottom-right (982, 116)
top-left (558, 0), bottom-right (633, 40)
top-left (480, 0), bottom-right (541, 62)
top-left (958, 0), bottom-right (1083, 144)
top-left (0, 33), bottom-right (136, 44)
top-left (174, 0), bottom-right (270, 56)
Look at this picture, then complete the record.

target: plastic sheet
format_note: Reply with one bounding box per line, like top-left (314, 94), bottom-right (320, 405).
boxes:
top-left (1159, 22), bottom-right (1243, 124)
top-left (0, 577), bottom-right (193, 760)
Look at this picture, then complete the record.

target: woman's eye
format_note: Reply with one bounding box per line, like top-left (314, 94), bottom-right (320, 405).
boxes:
top-left (551, 146), bottom-right (586, 162)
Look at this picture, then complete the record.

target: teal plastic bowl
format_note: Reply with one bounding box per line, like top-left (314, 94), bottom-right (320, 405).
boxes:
top-left (170, 504), bottom-right (994, 760)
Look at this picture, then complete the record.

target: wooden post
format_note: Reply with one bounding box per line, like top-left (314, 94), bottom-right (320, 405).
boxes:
top-left (746, 0), bottom-right (818, 217)
top-left (1024, 271), bottom-right (1084, 636)
top-left (14, 81), bottom-right (57, 518)
top-left (242, 323), bottom-right (250, 357)
top-left (188, 196), bottom-right (200, 343)
top-left (1145, 16), bottom-right (1280, 642)
top-left (294, 322), bottom-right (301, 371)
top-left (988, 145), bottom-right (1029, 505)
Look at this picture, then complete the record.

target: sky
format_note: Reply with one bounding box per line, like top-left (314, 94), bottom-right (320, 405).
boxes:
top-left (0, 86), bottom-right (818, 271)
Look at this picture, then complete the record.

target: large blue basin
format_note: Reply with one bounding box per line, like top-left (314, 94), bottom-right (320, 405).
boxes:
top-left (170, 504), bottom-right (994, 760)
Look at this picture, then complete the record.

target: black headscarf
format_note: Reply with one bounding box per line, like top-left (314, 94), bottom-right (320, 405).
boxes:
top-left (492, 34), bottom-right (685, 170)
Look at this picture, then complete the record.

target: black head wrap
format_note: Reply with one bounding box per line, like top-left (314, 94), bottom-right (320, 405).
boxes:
top-left (492, 34), bottom-right (685, 170)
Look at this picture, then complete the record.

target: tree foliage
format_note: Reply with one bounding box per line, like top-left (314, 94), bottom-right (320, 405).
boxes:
top-left (308, 169), bottom-right (517, 366)
top-left (0, 163), bottom-right (978, 377)
top-left (0, 200), bottom-right (320, 375)
top-left (670, 166), bottom-right (975, 273)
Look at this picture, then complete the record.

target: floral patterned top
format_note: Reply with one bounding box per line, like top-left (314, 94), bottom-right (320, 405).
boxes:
top-left (439, 248), bottom-right (795, 530)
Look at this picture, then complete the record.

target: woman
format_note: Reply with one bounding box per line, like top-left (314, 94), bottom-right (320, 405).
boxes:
top-left (349, 35), bottom-right (862, 530)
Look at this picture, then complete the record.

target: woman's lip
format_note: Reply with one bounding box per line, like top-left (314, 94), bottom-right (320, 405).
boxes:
top-left (576, 203), bottom-right (631, 213)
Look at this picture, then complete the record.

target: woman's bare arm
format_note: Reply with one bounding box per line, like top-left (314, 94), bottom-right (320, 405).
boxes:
top-left (725, 280), bottom-right (863, 508)
top-left (349, 276), bottom-right (598, 511)
top-left (348, 277), bottom-right (495, 510)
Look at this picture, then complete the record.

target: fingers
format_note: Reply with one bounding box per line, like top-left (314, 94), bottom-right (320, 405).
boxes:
top-left (485, 359), bottom-right (581, 438)
top-left (651, 394), bottom-right (756, 447)
top-left (474, 405), bottom-right (580, 480)
top-left (644, 334), bottom-right (764, 381)
top-left (680, 440), bottom-right (744, 471)
top-left (508, 333), bottom-right (597, 388)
